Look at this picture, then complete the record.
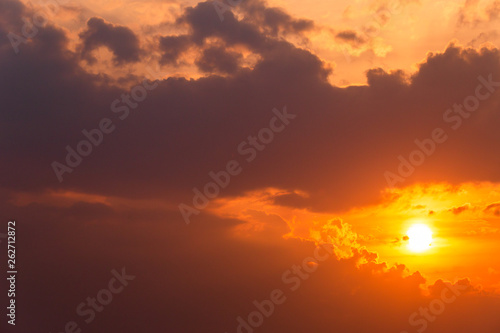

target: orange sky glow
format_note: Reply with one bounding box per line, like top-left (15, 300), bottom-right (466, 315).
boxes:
top-left (2, 0), bottom-right (500, 332)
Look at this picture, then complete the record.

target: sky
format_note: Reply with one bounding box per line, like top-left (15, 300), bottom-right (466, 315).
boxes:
top-left (1, 0), bottom-right (500, 332)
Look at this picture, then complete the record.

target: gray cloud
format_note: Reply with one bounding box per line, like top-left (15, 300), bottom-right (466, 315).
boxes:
top-left (79, 17), bottom-right (141, 64)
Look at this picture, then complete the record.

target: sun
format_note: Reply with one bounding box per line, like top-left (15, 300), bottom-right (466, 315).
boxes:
top-left (406, 224), bottom-right (433, 253)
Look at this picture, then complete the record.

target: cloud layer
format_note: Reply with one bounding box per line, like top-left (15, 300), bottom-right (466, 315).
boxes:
top-left (1, 1), bottom-right (500, 332)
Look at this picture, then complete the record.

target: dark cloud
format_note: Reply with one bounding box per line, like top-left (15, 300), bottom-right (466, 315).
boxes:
top-left (159, 0), bottom-right (315, 74)
top-left (0, 0), bottom-right (25, 47)
top-left (79, 17), bottom-right (141, 64)
top-left (159, 34), bottom-right (191, 65)
top-left (240, 0), bottom-right (315, 36)
top-left (179, 1), bottom-right (266, 49)
top-left (195, 45), bottom-right (242, 73)
top-left (177, 0), bottom-right (313, 51)
top-left (335, 30), bottom-right (367, 46)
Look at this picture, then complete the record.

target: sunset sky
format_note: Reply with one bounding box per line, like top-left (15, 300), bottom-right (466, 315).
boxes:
top-left (1, 0), bottom-right (500, 332)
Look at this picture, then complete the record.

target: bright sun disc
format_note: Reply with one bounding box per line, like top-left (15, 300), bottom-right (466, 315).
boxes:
top-left (407, 224), bottom-right (433, 252)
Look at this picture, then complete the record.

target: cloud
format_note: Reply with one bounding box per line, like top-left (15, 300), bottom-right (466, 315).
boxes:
top-left (486, 0), bottom-right (500, 21)
top-left (457, 0), bottom-right (500, 28)
top-left (449, 203), bottom-right (471, 214)
top-left (484, 202), bottom-right (500, 216)
top-left (79, 17), bottom-right (141, 64)
top-left (178, 1), bottom-right (267, 50)
top-left (467, 30), bottom-right (500, 47)
top-left (316, 218), bottom-right (359, 258)
top-left (158, 34), bottom-right (191, 65)
top-left (195, 45), bottom-right (242, 74)
top-left (240, 0), bottom-right (315, 36)
top-left (0, 0), bottom-right (25, 45)
top-left (335, 30), bottom-right (367, 46)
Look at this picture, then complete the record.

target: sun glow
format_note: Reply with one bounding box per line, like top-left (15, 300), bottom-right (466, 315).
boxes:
top-left (407, 224), bottom-right (433, 253)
